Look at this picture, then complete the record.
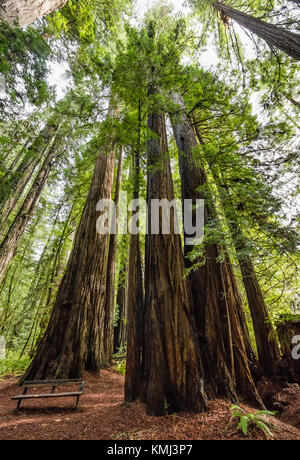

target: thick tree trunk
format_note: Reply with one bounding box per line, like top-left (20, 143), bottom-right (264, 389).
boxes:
top-left (0, 141), bottom-right (58, 283)
top-left (21, 106), bottom-right (117, 382)
top-left (0, 0), bottom-right (68, 27)
top-left (142, 90), bottom-right (207, 416)
top-left (125, 230), bottom-right (144, 402)
top-left (192, 122), bottom-right (261, 375)
top-left (213, 1), bottom-right (300, 60)
top-left (171, 93), bottom-right (263, 407)
top-left (85, 104), bottom-right (118, 372)
top-left (102, 149), bottom-right (123, 367)
top-left (0, 124), bottom-right (59, 235)
top-left (125, 153), bottom-right (144, 402)
top-left (196, 123), bottom-right (281, 377)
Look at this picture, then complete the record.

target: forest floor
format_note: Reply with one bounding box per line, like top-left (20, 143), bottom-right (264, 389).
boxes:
top-left (0, 369), bottom-right (300, 440)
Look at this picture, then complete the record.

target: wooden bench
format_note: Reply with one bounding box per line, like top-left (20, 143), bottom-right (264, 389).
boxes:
top-left (12, 379), bottom-right (85, 410)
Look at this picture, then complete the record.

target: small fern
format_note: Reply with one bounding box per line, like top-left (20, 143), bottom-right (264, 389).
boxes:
top-left (114, 359), bottom-right (126, 375)
top-left (230, 405), bottom-right (277, 439)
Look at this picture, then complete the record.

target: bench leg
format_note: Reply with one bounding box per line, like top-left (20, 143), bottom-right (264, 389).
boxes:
top-left (75, 396), bottom-right (80, 409)
top-left (17, 399), bottom-right (22, 409)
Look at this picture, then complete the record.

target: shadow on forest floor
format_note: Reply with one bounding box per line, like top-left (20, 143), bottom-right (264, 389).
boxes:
top-left (1, 369), bottom-right (300, 440)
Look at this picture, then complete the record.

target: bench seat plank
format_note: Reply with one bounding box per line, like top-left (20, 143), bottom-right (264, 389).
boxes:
top-left (12, 391), bottom-right (83, 400)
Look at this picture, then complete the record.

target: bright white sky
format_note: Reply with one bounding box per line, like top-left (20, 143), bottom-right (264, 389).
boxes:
top-left (134, 0), bottom-right (189, 18)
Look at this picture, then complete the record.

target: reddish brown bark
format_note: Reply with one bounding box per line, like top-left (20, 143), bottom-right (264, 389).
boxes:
top-left (125, 230), bottom-right (144, 402)
top-left (102, 149), bottom-right (123, 367)
top-left (21, 106), bottom-right (117, 381)
top-left (222, 196), bottom-right (281, 377)
top-left (142, 90), bottom-right (207, 416)
top-left (171, 93), bottom-right (263, 407)
top-left (125, 102), bottom-right (144, 403)
top-left (194, 119), bottom-right (280, 378)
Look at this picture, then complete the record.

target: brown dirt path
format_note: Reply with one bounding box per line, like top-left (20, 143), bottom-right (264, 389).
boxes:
top-left (0, 369), bottom-right (299, 440)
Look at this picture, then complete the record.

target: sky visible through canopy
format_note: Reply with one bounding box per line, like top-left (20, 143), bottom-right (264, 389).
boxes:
top-left (49, 0), bottom-right (193, 97)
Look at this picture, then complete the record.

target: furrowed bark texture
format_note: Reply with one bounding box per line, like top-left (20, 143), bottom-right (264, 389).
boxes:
top-left (102, 149), bottom-right (123, 367)
top-left (0, 0), bottom-right (68, 27)
top-left (142, 92), bottom-right (207, 416)
top-left (195, 119), bottom-right (280, 378)
top-left (237, 254), bottom-right (280, 376)
top-left (125, 116), bottom-right (144, 402)
top-left (171, 93), bottom-right (263, 407)
top-left (125, 230), bottom-right (144, 402)
top-left (22, 108), bottom-right (117, 382)
top-left (218, 185), bottom-right (280, 377)
top-left (214, 1), bottom-right (300, 60)
top-left (192, 121), bottom-right (260, 374)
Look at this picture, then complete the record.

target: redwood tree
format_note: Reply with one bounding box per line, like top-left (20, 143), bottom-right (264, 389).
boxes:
top-left (0, 138), bottom-right (59, 283)
top-left (141, 88), bottom-right (207, 416)
top-left (192, 114), bottom-right (281, 378)
top-left (171, 93), bottom-right (263, 407)
top-left (22, 107), bottom-right (117, 381)
top-left (102, 148), bottom-right (123, 367)
top-left (213, 1), bottom-right (300, 60)
top-left (125, 130), bottom-right (144, 403)
top-left (211, 177), bottom-right (280, 377)
top-left (0, 123), bottom-right (59, 235)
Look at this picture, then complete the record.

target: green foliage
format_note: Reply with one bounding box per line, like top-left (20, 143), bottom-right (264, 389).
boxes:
top-left (273, 313), bottom-right (300, 327)
top-left (46, 0), bottom-right (132, 42)
top-left (0, 355), bottom-right (31, 380)
top-left (0, 0), bottom-right (299, 378)
top-left (114, 346), bottom-right (126, 375)
top-left (0, 20), bottom-right (51, 116)
top-left (230, 405), bottom-right (277, 439)
top-left (114, 360), bottom-right (126, 375)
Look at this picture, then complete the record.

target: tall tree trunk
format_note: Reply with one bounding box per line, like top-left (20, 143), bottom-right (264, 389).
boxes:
top-left (192, 123), bottom-right (260, 373)
top-left (215, 181), bottom-right (280, 376)
top-left (0, 141), bottom-right (58, 283)
top-left (213, 1), bottom-right (300, 60)
top-left (125, 104), bottom-right (144, 401)
top-left (21, 106), bottom-right (117, 382)
top-left (113, 260), bottom-right (128, 354)
top-left (0, 0), bottom-right (68, 27)
top-left (0, 123), bottom-right (59, 236)
top-left (193, 119), bottom-right (280, 377)
top-left (102, 148), bottom-right (123, 367)
top-left (171, 93), bottom-right (263, 407)
top-left (142, 89), bottom-right (207, 416)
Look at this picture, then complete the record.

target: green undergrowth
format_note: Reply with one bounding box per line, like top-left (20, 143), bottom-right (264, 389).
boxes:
top-left (0, 354), bottom-right (31, 380)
